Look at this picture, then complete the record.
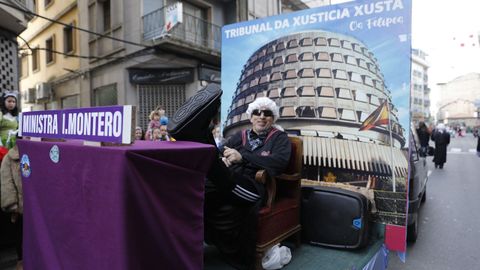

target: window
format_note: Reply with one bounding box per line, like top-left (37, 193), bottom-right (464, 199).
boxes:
top-left (32, 48), bottom-right (40, 72)
top-left (317, 68), bottom-right (332, 78)
top-left (285, 54), bottom-right (298, 63)
top-left (64, 23), bottom-right (75, 53)
top-left (349, 72), bottom-right (363, 83)
top-left (333, 69), bottom-right (347, 80)
top-left (281, 107), bottom-right (296, 117)
top-left (328, 38), bottom-right (340, 47)
top-left (44, 0), bottom-right (53, 8)
top-left (316, 52), bottom-right (329, 61)
top-left (299, 68), bottom-right (315, 78)
top-left (319, 107), bottom-right (337, 119)
top-left (362, 75), bottom-right (373, 86)
top-left (299, 86), bottom-right (315, 96)
top-left (259, 75), bottom-right (269, 84)
top-left (300, 52), bottom-right (314, 61)
top-left (273, 56), bottom-right (283, 66)
top-left (297, 106), bottom-right (316, 117)
top-left (339, 109), bottom-right (356, 121)
top-left (341, 40), bottom-right (351, 49)
top-left (315, 37), bottom-right (327, 46)
top-left (249, 78), bottom-right (259, 87)
top-left (352, 43), bottom-right (362, 53)
top-left (20, 54), bottom-right (28, 78)
top-left (266, 46), bottom-right (275, 55)
top-left (287, 39), bottom-right (298, 48)
top-left (336, 88), bottom-right (352, 99)
top-left (93, 84), bottom-right (117, 106)
top-left (300, 38), bottom-right (313, 46)
top-left (317, 86), bottom-right (334, 97)
top-left (330, 53), bottom-right (343, 62)
top-left (357, 59), bottom-right (367, 69)
top-left (344, 55), bottom-right (357, 65)
top-left (276, 42), bottom-right (285, 51)
top-left (270, 72), bottom-right (282, 82)
top-left (61, 95), bottom-right (79, 109)
top-left (284, 69), bottom-right (297, 80)
top-left (282, 87), bottom-right (296, 97)
top-left (46, 36), bottom-right (55, 64)
top-left (354, 90), bottom-right (369, 103)
top-left (102, 0), bottom-right (111, 32)
top-left (268, 89), bottom-right (279, 99)
top-left (263, 60), bottom-right (272, 69)
top-left (245, 94), bottom-right (255, 103)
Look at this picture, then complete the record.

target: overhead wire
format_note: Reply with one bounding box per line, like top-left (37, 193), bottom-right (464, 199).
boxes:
top-left (17, 35), bottom-right (126, 61)
top-left (0, 1), bottom-right (152, 49)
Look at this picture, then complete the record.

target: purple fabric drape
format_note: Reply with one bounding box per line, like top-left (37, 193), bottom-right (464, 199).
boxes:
top-left (17, 140), bottom-right (215, 270)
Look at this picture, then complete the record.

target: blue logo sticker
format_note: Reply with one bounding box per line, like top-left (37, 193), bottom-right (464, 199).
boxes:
top-left (353, 218), bottom-right (362, 230)
top-left (20, 154), bottom-right (31, 178)
top-left (50, 145), bottom-right (60, 163)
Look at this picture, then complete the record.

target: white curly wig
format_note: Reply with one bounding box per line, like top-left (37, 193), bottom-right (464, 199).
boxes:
top-left (246, 97), bottom-right (280, 122)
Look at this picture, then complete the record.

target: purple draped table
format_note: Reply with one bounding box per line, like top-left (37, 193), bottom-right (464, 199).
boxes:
top-left (17, 139), bottom-right (216, 270)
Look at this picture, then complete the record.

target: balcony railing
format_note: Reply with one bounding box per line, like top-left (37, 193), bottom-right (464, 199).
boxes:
top-left (142, 7), bottom-right (221, 52)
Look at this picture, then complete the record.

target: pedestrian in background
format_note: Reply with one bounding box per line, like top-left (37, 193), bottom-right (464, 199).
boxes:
top-left (1, 144), bottom-right (23, 270)
top-left (431, 123), bottom-right (450, 169)
top-left (477, 133), bottom-right (480, 157)
top-left (416, 121), bottom-right (430, 157)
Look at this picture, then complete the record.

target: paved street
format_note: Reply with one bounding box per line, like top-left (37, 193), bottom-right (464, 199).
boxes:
top-left (388, 133), bottom-right (480, 269)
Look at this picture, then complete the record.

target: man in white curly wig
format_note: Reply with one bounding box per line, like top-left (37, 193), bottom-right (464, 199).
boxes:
top-left (168, 84), bottom-right (291, 268)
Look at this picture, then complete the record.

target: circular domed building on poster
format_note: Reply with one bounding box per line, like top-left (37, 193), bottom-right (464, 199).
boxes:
top-left (223, 31), bottom-right (407, 181)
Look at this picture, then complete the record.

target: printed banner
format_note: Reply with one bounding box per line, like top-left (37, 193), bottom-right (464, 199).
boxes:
top-left (19, 105), bottom-right (134, 144)
top-left (221, 0), bottom-right (411, 251)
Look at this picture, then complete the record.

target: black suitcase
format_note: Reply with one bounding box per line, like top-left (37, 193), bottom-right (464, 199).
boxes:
top-left (301, 186), bottom-right (370, 249)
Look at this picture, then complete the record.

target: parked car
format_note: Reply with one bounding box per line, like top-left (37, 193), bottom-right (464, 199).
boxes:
top-left (406, 126), bottom-right (429, 242)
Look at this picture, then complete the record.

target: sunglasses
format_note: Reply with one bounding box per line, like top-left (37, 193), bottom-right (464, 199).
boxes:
top-left (252, 109), bottom-right (274, 117)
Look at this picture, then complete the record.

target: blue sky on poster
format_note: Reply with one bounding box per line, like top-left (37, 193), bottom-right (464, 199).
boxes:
top-left (221, 0), bottom-right (411, 131)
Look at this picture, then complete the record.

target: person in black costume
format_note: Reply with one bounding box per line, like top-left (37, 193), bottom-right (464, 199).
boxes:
top-left (416, 121), bottom-right (431, 157)
top-left (168, 85), bottom-right (291, 269)
top-left (477, 133), bottom-right (480, 157)
top-left (431, 123), bottom-right (450, 169)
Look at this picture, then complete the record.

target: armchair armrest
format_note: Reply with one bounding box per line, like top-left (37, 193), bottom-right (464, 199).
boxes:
top-left (255, 169), bottom-right (276, 209)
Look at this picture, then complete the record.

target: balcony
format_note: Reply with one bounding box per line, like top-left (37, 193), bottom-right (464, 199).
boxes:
top-left (142, 7), bottom-right (222, 64)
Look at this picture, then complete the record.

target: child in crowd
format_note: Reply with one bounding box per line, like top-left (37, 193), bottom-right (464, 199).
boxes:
top-left (152, 126), bottom-right (175, 142)
top-left (145, 110), bottom-right (161, 141)
top-left (134, 126), bottom-right (144, 141)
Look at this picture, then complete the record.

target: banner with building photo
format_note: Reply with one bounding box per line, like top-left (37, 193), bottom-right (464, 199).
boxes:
top-left (221, 0), bottom-right (411, 251)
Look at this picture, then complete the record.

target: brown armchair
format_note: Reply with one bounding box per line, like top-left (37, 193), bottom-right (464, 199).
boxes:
top-left (255, 136), bottom-right (303, 269)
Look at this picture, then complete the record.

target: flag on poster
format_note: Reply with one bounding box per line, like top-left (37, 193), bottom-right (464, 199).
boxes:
top-left (359, 100), bottom-right (390, 131)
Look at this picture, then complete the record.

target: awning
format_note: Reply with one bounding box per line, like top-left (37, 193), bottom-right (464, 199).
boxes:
top-left (301, 136), bottom-right (408, 177)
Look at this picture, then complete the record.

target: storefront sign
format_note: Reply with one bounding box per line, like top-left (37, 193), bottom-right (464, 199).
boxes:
top-left (18, 106), bottom-right (134, 144)
top-left (128, 68), bottom-right (194, 84)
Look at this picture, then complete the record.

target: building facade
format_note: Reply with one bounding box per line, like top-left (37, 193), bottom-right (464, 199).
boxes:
top-left (436, 72), bottom-right (480, 127)
top-left (19, 0), bottom-right (80, 111)
top-left (0, 0), bottom-right (34, 95)
top-left (19, 0), bottom-right (305, 131)
top-left (410, 48), bottom-right (430, 124)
